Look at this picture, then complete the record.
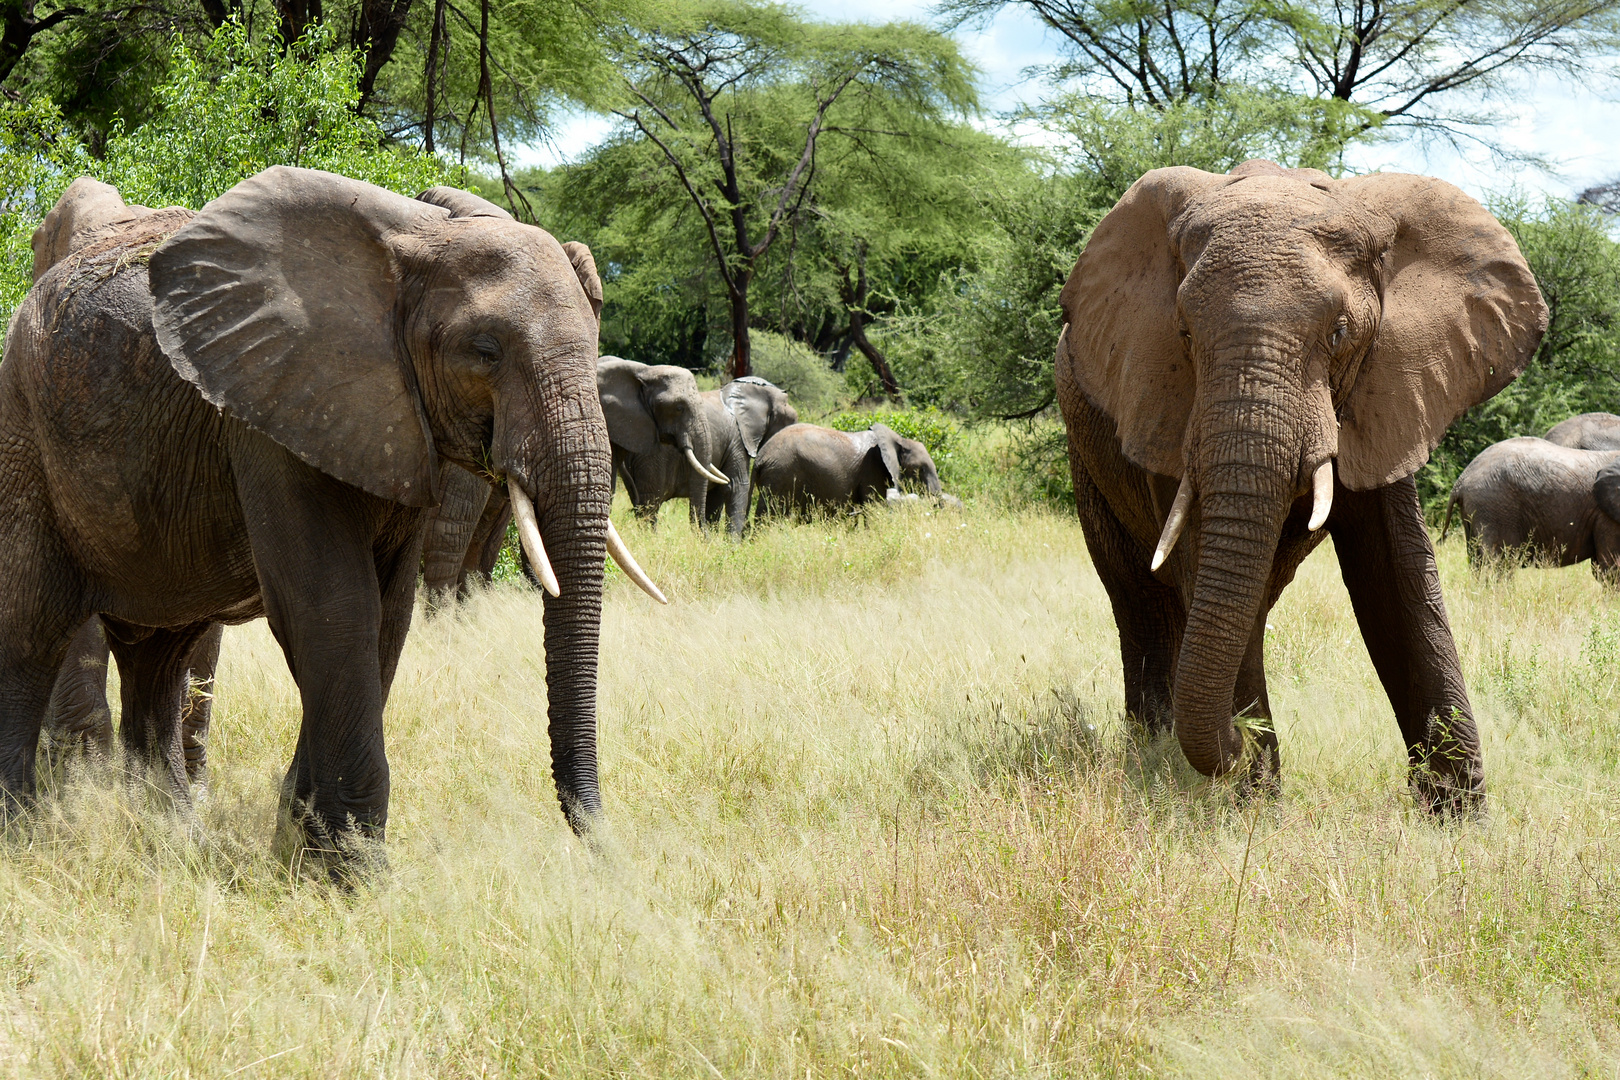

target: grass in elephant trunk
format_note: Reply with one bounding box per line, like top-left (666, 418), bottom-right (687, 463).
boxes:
top-left (3, 496), bottom-right (1620, 1076)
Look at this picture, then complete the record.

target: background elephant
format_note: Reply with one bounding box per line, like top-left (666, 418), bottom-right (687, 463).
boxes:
top-left (599, 357), bottom-right (728, 528)
top-left (1056, 159), bottom-right (1546, 812)
top-left (699, 376), bottom-right (798, 537)
top-left (0, 166), bottom-right (660, 869)
top-left (1441, 437), bottom-right (1620, 576)
top-left (752, 422), bottom-right (948, 517)
top-left (1544, 412), bottom-right (1620, 450)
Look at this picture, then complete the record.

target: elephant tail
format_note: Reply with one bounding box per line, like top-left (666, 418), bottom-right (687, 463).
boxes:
top-left (1440, 488), bottom-right (1461, 541)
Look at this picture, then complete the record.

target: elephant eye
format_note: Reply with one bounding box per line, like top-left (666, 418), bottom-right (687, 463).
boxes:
top-left (1329, 316), bottom-right (1349, 350)
top-left (472, 333), bottom-right (502, 362)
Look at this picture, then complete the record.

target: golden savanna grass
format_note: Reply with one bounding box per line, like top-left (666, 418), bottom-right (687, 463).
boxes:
top-left (3, 496), bottom-right (1619, 1077)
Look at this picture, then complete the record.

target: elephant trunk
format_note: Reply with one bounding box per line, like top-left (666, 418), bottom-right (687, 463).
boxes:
top-left (1171, 362), bottom-right (1307, 777)
top-left (509, 358), bottom-right (613, 834)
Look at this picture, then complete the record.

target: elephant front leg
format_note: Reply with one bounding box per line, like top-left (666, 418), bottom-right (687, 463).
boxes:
top-left (1233, 614), bottom-right (1280, 797)
top-left (1070, 460), bottom-right (1183, 734)
top-left (1329, 476), bottom-right (1484, 816)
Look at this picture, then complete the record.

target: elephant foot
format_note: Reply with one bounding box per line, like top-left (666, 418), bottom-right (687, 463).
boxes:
top-left (274, 795), bottom-right (388, 887)
top-left (1409, 709), bottom-right (1485, 819)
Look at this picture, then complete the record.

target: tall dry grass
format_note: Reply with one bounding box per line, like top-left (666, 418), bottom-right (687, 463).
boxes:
top-left (1, 497), bottom-right (1617, 1077)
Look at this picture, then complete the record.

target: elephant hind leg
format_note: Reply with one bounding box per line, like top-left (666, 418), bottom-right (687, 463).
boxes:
top-left (44, 616), bottom-right (114, 772)
top-left (107, 621), bottom-right (214, 807)
top-left (179, 623), bottom-right (224, 787)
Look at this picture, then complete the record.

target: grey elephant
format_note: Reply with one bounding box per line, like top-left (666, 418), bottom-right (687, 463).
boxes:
top-left (751, 422), bottom-right (947, 518)
top-left (1441, 436), bottom-right (1620, 576)
top-left (0, 165), bottom-right (667, 874)
top-left (697, 376), bottom-right (799, 537)
top-left (1545, 412), bottom-right (1620, 451)
top-left (599, 357), bottom-right (729, 527)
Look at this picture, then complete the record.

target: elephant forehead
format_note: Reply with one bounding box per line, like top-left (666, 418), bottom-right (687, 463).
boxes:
top-left (1182, 179), bottom-right (1387, 258)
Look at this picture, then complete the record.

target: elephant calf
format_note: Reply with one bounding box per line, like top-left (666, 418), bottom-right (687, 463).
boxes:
top-left (752, 422), bottom-right (947, 518)
top-left (1442, 436), bottom-right (1620, 577)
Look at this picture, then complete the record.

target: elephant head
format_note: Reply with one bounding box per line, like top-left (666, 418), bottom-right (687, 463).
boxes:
top-left (30, 177), bottom-right (161, 283)
top-left (722, 375), bottom-right (799, 458)
top-left (892, 432), bottom-right (943, 497)
top-left (146, 166), bottom-right (660, 833)
top-left (597, 357), bottom-right (728, 488)
top-left (1057, 159), bottom-right (1546, 777)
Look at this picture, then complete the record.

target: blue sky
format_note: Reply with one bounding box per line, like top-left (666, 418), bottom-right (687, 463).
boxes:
top-left (531, 0), bottom-right (1620, 202)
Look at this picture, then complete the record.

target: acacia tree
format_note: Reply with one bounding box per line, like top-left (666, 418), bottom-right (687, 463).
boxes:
top-left (941, 0), bottom-right (1620, 144)
top-left (608, 1), bottom-right (974, 379)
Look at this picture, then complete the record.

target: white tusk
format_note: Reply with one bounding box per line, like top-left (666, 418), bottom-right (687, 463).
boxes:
top-left (1308, 459), bottom-right (1334, 530)
top-left (1150, 474), bottom-right (1195, 572)
top-left (508, 481), bottom-right (561, 598)
top-left (706, 464), bottom-right (730, 485)
top-left (606, 519), bottom-right (669, 605)
top-left (685, 448), bottom-right (728, 486)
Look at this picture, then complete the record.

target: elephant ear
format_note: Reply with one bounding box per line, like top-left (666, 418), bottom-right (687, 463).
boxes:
top-left (1335, 173), bottom-right (1548, 490)
top-left (596, 358), bottom-right (658, 455)
top-left (416, 186), bottom-right (512, 220)
top-left (563, 242), bottom-right (604, 324)
top-left (1596, 460), bottom-right (1620, 523)
top-left (1058, 166), bottom-right (1227, 478)
top-left (150, 166), bottom-right (448, 507)
top-left (869, 424), bottom-right (902, 487)
top-left (723, 378), bottom-right (773, 458)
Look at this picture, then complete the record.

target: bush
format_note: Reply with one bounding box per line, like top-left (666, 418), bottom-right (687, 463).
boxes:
top-left (1, 23), bottom-right (459, 331)
top-left (749, 330), bottom-right (846, 415)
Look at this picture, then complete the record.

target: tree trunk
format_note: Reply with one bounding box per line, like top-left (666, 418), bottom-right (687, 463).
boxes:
top-left (728, 280), bottom-right (752, 380)
top-left (354, 0), bottom-right (414, 111)
top-left (423, 0), bottom-right (446, 151)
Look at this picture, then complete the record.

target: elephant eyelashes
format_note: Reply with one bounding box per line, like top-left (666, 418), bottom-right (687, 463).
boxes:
top-left (1329, 318), bottom-right (1349, 350)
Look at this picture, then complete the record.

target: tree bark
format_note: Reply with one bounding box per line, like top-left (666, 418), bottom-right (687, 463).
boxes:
top-left (354, 0), bottom-right (414, 111)
top-left (422, 0), bottom-right (446, 151)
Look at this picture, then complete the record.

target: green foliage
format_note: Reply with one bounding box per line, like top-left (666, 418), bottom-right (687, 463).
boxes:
top-left (750, 331), bottom-right (845, 415)
top-left (0, 96), bottom-right (92, 321)
top-left (99, 24), bottom-right (456, 211)
top-left (1, 23), bottom-right (458, 330)
top-left (1419, 198), bottom-right (1620, 516)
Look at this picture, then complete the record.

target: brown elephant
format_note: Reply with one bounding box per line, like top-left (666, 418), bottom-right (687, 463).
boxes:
top-left (1056, 159), bottom-right (1547, 811)
top-left (0, 166), bottom-right (665, 870)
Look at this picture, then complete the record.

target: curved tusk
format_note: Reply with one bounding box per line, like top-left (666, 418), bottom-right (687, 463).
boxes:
top-left (1307, 459), bottom-right (1334, 531)
top-left (705, 464), bottom-right (730, 485)
top-left (606, 519), bottom-right (669, 605)
top-left (508, 481), bottom-right (561, 598)
top-left (684, 447), bottom-right (728, 486)
top-left (1150, 473), bottom-right (1195, 572)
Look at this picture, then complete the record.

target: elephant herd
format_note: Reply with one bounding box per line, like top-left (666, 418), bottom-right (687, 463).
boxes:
top-left (1442, 413), bottom-right (1620, 578)
top-left (0, 155), bottom-right (1567, 877)
top-left (596, 357), bottom-right (955, 537)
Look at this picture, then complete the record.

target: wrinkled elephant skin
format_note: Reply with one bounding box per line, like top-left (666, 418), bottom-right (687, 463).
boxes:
top-left (1055, 159), bottom-right (1547, 813)
top-left (0, 167), bottom-right (613, 872)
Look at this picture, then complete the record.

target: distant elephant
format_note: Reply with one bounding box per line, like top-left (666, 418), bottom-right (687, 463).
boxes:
top-left (1441, 437), bottom-right (1620, 577)
top-left (751, 422), bottom-right (947, 517)
top-left (599, 357), bottom-right (729, 527)
top-left (1056, 159), bottom-right (1546, 812)
top-left (1544, 412), bottom-right (1620, 451)
top-left (698, 376), bottom-right (799, 537)
top-left (0, 166), bottom-right (667, 873)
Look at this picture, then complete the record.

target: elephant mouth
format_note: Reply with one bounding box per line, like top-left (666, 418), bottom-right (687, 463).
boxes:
top-left (1150, 459), bottom-right (1335, 572)
top-left (504, 474), bottom-right (669, 606)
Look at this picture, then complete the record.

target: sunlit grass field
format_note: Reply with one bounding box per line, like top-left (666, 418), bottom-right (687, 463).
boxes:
top-left (4, 494), bottom-right (1619, 1077)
